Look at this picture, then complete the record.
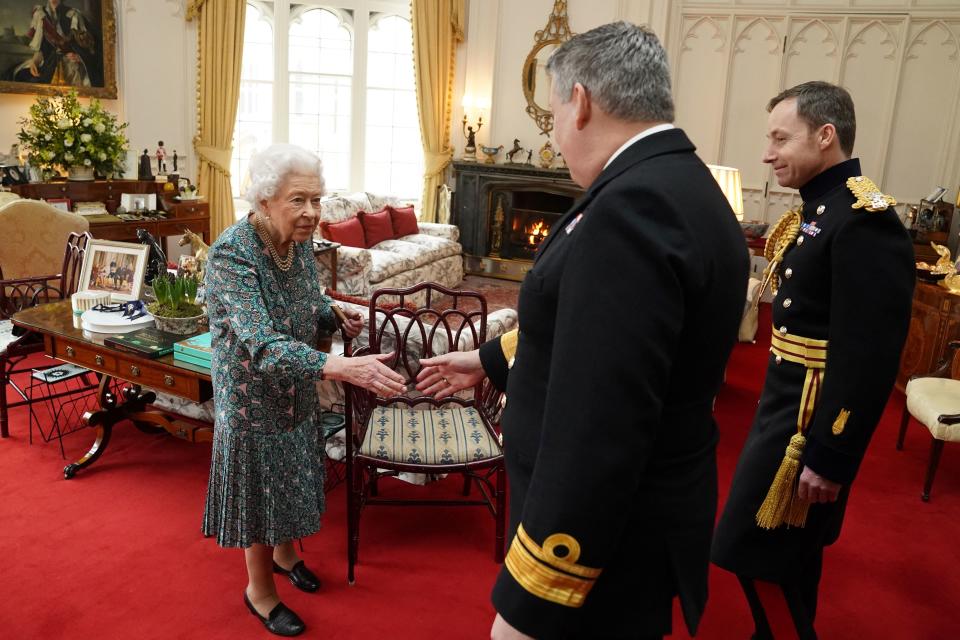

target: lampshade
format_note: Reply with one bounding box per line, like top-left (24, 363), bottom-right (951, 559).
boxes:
top-left (707, 164), bottom-right (744, 221)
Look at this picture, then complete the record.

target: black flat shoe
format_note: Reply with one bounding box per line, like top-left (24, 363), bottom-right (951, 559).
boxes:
top-left (243, 592), bottom-right (305, 637)
top-left (273, 560), bottom-right (321, 593)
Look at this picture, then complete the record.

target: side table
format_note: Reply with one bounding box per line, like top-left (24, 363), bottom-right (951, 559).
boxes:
top-left (313, 240), bottom-right (341, 291)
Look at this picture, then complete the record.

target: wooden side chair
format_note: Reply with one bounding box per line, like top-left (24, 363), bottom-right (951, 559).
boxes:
top-left (342, 282), bottom-right (506, 583)
top-left (1, 231), bottom-right (93, 438)
top-left (898, 340), bottom-right (960, 501)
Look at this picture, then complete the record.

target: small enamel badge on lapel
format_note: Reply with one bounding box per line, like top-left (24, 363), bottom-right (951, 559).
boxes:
top-left (800, 221), bottom-right (821, 237)
top-left (565, 213), bottom-right (583, 234)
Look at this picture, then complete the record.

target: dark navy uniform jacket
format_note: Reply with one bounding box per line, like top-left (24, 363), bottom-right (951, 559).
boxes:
top-left (479, 129), bottom-right (749, 638)
top-left (712, 158), bottom-right (915, 581)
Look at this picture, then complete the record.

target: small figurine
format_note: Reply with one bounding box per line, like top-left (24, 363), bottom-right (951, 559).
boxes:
top-left (172, 150), bottom-right (178, 173)
top-left (138, 148), bottom-right (154, 180)
top-left (156, 141), bottom-right (167, 175)
top-left (525, 150), bottom-right (533, 165)
top-left (137, 228), bottom-right (168, 285)
top-left (505, 139), bottom-right (524, 163)
top-left (462, 115), bottom-right (483, 161)
top-left (178, 227), bottom-right (210, 264)
top-left (481, 144), bottom-right (504, 164)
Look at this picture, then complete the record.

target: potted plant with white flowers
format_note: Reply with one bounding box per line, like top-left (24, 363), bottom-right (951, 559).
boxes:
top-left (17, 89), bottom-right (129, 181)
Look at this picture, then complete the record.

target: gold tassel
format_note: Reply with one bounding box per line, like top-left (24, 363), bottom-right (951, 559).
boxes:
top-left (755, 433), bottom-right (807, 530)
top-left (784, 492), bottom-right (811, 528)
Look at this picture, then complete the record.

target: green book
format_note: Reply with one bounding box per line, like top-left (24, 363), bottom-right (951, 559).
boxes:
top-left (174, 331), bottom-right (212, 360)
top-left (104, 328), bottom-right (183, 358)
top-left (173, 351), bottom-right (211, 371)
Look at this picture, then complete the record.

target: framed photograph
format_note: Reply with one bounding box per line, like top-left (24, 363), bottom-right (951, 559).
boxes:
top-left (0, 0), bottom-right (117, 99)
top-left (121, 192), bottom-right (156, 212)
top-left (77, 239), bottom-right (149, 302)
top-left (45, 197), bottom-right (71, 212)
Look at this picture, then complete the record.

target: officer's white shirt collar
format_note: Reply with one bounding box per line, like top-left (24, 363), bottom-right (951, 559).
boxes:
top-left (602, 123), bottom-right (675, 170)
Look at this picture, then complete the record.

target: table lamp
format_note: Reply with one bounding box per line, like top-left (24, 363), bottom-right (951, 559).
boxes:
top-left (707, 164), bottom-right (745, 221)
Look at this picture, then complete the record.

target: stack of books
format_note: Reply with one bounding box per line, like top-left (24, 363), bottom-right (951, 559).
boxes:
top-left (174, 332), bottom-right (211, 371)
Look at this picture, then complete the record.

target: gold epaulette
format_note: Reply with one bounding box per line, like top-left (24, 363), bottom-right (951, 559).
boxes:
top-left (504, 524), bottom-right (601, 607)
top-left (847, 176), bottom-right (896, 212)
top-left (500, 329), bottom-right (518, 368)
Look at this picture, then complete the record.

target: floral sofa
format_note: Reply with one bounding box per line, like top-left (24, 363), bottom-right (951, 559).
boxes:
top-left (316, 193), bottom-right (463, 303)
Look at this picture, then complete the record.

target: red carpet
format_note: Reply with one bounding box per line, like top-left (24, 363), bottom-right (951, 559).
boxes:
top-left (2, 305), bottom-right (959, 639)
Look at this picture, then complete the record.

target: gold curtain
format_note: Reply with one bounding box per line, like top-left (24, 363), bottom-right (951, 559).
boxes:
top-left (411, 0), bottom-right (464, 223)
top-left (187, 0), bottom-right (245, 239)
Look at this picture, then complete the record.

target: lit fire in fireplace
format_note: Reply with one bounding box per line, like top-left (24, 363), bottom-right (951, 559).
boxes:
top-left (526, 220), bottom-right (550, 246)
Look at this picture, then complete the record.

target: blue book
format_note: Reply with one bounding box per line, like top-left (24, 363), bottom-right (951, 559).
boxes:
top-left (173, 351), bottom-right (211, 371)
top-left (174, 331), bottom-right (212, 362)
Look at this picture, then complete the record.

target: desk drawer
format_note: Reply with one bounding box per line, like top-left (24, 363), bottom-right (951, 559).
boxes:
top-left (115, 356), bottom-right (201, 399)
top-left (54, 339), bottom-right (117, 372)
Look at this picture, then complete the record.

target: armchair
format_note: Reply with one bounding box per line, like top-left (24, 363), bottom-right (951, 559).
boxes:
top-left (897, 340), bottom-right (960, 501)
top-left (342, 282), bottom-right (506, 583)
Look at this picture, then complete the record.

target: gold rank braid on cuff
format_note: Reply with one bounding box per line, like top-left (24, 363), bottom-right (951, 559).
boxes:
top-left (755, 209), bottom-right (803, 304)
top-left (254, 213), bottom-right (295, 272)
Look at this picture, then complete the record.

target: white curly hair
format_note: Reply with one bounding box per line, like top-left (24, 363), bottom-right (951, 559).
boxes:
top-left (243, 143), bottom-right (325, 212)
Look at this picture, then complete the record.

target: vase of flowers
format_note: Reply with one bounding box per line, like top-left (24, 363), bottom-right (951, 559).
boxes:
top-left (17, 89), bottom-right (129, 180)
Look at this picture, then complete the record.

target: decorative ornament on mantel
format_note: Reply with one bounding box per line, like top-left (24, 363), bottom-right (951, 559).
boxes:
top-left (17, 89), bottom-right (129, 181)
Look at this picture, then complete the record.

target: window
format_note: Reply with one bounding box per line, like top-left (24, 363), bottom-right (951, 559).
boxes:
top-left (231, 3), bottom-right (274, 196)
top-left (231, 1), bottom-right (423, 202)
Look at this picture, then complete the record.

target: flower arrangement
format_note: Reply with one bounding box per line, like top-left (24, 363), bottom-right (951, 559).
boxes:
top-left (149, 273), bottom-right (204, 319)
top-left (17, 89), bottom-right (129, 178)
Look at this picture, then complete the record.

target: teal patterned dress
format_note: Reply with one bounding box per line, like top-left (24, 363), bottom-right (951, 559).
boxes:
top-left (202, 217), bottom-right (336, 548)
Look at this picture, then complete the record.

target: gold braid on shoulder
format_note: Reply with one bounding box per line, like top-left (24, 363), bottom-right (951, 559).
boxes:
top-left (756, 209), bottom-right (802, 303)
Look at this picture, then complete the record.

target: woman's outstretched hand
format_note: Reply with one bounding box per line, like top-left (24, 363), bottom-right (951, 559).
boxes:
top-left (324, 352), bottom-right (406, 396)
top-left (416, 350), bottom-right (486, 399)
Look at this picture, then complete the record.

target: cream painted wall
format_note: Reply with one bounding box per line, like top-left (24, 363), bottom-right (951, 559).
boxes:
top-left (454, 0), bottom-right (960, 222)
top-left (0, 0), bottom-right (197, 183)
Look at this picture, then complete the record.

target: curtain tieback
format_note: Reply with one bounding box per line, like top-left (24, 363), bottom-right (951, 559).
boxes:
top-left (194, 142), bottom-right (232, 176)
top-left (424, 150), bottom-right (452, 179)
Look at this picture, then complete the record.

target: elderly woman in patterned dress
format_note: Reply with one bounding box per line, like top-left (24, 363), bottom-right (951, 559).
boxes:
top-left (202, 144), bottom-right (405, 637)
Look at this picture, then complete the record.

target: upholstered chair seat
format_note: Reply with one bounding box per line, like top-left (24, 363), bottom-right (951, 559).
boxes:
top-left (361, 405), bottom-right (502, 465)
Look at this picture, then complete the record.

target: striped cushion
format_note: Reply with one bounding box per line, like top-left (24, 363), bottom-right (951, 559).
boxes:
top-left (361, 405), bottom-right (501, 464)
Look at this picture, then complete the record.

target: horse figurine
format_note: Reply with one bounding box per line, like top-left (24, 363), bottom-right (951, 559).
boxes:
top-left (179, 228), bottom-right (210, 263)
top-left (136, 228), bottom-right (168, 285)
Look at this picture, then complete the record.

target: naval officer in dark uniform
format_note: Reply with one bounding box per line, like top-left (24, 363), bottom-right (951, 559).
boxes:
top-left (416, 22), bottom-right (748, 640)
top-left (711, 81), bottom-right (915, 639)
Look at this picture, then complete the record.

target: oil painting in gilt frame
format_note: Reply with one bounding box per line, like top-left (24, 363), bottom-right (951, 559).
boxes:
top-left (0, 0), bottom-right (117, 98)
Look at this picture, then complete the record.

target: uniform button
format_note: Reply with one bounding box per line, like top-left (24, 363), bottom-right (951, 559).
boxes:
top-left (797, 236), bottom-right (805, 246)
top-left (783, 298), bottom-right (792, 308)
top-left (779, 325), bottom-right (788, 335)
top-left (775, 355), bottom-right (783, 364)
top-left (816, 205), bottom-right (825, 215)
top-left (784, 268), bottom-right (793, 279)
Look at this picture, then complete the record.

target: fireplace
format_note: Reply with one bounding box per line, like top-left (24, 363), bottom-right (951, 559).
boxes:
top-left (452, 161), bottom-right (582, 281)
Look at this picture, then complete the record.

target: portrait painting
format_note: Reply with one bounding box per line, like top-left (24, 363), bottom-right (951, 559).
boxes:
top-left (77, 239), bottom-right (149, 302)
top-left (0, 0), bottom-right (117, 98)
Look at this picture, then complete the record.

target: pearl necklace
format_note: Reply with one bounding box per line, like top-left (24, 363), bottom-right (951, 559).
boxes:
top-left (255, 213), bottom-right (294, 272)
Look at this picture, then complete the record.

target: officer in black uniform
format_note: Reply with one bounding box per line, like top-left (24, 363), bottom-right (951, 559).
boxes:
top-left (416, 22), bottom-right (749, 640)
top-left (711, 81), bottom-right (915, 639)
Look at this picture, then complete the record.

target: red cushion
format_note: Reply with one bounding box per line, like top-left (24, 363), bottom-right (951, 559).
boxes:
top-left (360, 208), bottom-right (395, 248)
top-left (320, 216), bottom-right (365, 248)
top-left (389, 205), bottom-right (419, 237)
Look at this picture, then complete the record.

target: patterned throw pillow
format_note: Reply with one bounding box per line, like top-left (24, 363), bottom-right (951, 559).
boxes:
top-left (359, 208), bottom-right (395, 248)
top-left (320, 216), bottom-right (365, 248)
top-left (389, 205), bottom-right (419, 237)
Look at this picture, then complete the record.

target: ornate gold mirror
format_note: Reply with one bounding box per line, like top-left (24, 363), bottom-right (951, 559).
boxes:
top-left (522, 0), bottom-right (574, 136)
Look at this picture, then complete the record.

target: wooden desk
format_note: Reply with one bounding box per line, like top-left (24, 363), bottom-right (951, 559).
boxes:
top-left (12, 301), bottom-right (213, 479)
top-left (10, 180), bottom-right (210, 244)
top-left (897, 280), bottom-right (960, 391)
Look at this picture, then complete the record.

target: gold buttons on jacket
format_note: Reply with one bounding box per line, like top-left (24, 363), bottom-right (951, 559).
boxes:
top-left (816, 205), bottom-right (825, 215)
top-left (775, 355), bottom-right (783, 364)
top-left (797, 236), bottom-right (805, 246)
top-left (784, 268), bottom-right (793, 279)
top-left (779, 326), bottom-right (788, 335)
top-left (783, 298), bottom-right (792, 308)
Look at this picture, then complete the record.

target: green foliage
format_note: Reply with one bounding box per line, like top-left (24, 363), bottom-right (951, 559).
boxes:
top-left (148, 274), bottom-right (204, 318)
top-left (17, 89), bottom-right (129, 177)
